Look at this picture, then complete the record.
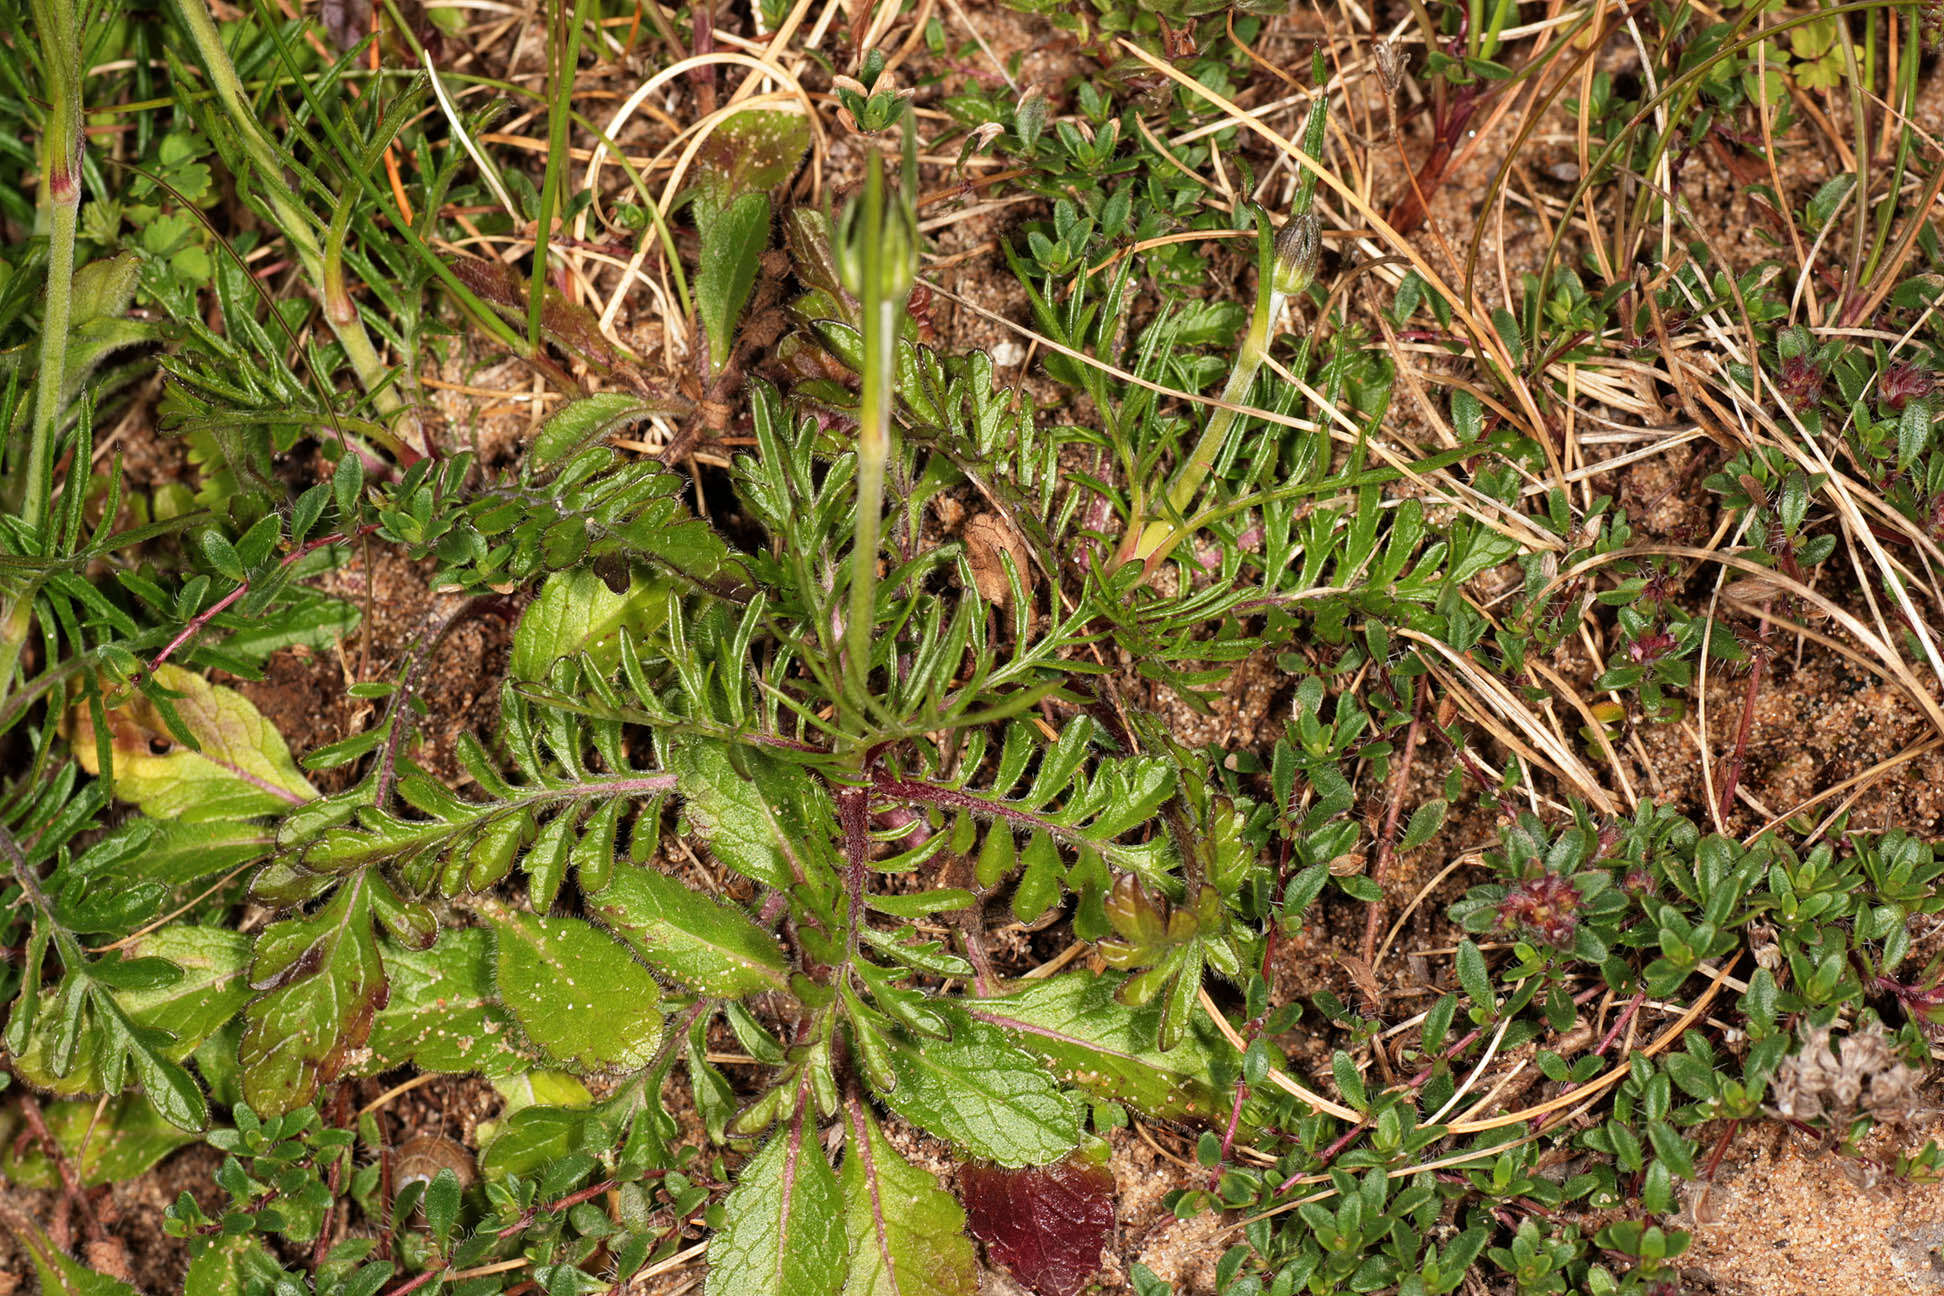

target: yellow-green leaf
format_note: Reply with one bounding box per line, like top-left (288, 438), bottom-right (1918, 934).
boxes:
top-left (71, 664), bottom-right (317, 821)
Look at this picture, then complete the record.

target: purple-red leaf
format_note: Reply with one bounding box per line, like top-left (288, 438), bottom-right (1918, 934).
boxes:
top-left (960, 1157), bottom-right (1115, 1296)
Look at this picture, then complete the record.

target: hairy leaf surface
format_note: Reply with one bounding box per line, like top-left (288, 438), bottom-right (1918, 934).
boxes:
top-left (493, 908), bottom-right (664, 1071)
top-left (840, 1101), bottom-right (979, 1296)
top-left (966, 971), bottom-right (1245, 1126)
top-left (362, 929), bottom-right (530, 1075)
top-left (867, 1008), bottom-right (1078, 1167)
top-left (589, 862), bottom-right (791, 995)
top-left (672, 738), bottom-right (822, 891)
top-left (707, 1116), bottom-right (846, 1296)
top-left (238, 876), bottom-right (387, 1115)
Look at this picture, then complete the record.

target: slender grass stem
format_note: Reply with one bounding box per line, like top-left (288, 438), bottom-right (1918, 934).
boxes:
top-left (530, 0), bottom-right (590, 349)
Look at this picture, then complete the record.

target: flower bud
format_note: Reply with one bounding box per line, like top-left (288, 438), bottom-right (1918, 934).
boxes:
top-left (1272, 210), bottom-right (1321, 297)
top-left (833, 162), bottom-right (919, 306)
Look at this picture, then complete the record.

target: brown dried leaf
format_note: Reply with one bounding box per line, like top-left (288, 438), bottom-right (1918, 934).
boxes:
top-left (448, 257), bottom-right (646, 388)
top-left (960, 1157), bottom-right (1114, 1296)
top-left (962, 512), bottom-right (1032, 608)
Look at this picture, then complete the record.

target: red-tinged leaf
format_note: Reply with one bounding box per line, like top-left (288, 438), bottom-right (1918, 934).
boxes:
top-left (960, 1157), bottom-right (1115, 1296)
top-left (238, 877), bottom-right (387, 1115)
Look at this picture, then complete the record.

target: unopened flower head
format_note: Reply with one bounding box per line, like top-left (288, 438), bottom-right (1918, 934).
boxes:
top-left (834, 166), bottom-right (919, 305)
top-left (1273, 211), bottom-right (1321, 297)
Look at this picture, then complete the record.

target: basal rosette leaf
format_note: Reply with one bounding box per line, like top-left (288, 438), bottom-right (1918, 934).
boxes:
top-left (587, 861), bottom-right (791, 996)
top-left (238, 875), bottom-right (388, 1116)
top-left (859, 1005), bottom-right (1079, 1168)
top-left (706, 1113), bottom-right (846, 1296)
top-left (966, 970), bottom-right (1252, 1128)
top-left (671, 737), bottom-right (829, 893)
top-left (491, 906), bottom-right (664, 1072)
top-left (839, 1101), bottom-right (978, 1296)
top-left (360, 929), bottom-right (532, 1076)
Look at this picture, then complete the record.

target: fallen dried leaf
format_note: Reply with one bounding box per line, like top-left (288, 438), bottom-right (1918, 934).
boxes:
top-left (961, 1156), bottom-right (1114, 1296)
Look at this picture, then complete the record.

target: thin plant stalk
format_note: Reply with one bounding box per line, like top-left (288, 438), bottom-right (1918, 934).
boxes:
top-left (1119, 210), bottom-right (1317, 566)
top-left (844, 151), bottom-right (897, 714)
top-left (23, 0), bottom-right (84, 539)
top-left (529, 0), bottom-right (591, 350)
top-left (168, 0), bottom-right (408, 429)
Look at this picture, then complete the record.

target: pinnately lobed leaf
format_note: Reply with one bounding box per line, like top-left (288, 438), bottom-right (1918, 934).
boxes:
top-left (961, 1157), bottom-right (1116, 1296)
top-left (707, 1112), bottom-right (847, 1296)
top-left (490, 907), bottom-right (664, 1072)
top-left (840, 1102), bottom-right (979, 1296)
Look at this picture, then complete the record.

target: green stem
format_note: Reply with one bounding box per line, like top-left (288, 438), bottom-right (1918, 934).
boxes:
top-left (530, 0), bottom-right (591, 349)
top-left (24, 0), bottom-right (83, 540)
top-left (845, 153), bottom-right (894, 716)
top-left (169, 0), bottom-right (408, 427)
top-left (1121, 211), bottom-right (1310, 566)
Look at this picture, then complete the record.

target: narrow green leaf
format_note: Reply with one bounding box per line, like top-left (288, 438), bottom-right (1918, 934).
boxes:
top-left (0, 1211), bottom-right (139, 1296)
top-left (1398, 799), bottom-right (1448, 853)
top-left (527, 391), bottom-right (670, 474)
top-left (1456, 939), bottom-right (1494, 1014)
top-left (696, 191), bottom-right (772, 371)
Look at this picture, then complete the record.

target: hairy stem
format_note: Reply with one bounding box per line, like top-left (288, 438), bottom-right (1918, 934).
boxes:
top-left (24, 0), bottom-right (84, 538)
top-left (844, 156), bottom-right (893, 714)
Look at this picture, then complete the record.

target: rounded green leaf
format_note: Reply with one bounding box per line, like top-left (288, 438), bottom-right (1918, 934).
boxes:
top-left (493, 911), bottom-right (664, 1072)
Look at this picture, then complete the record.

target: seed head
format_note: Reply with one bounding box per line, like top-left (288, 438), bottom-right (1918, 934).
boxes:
top-left (1373, 39), bottom-right (1406, 96)
top-left (1770, 1021), bottom-right (1925, 1127)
